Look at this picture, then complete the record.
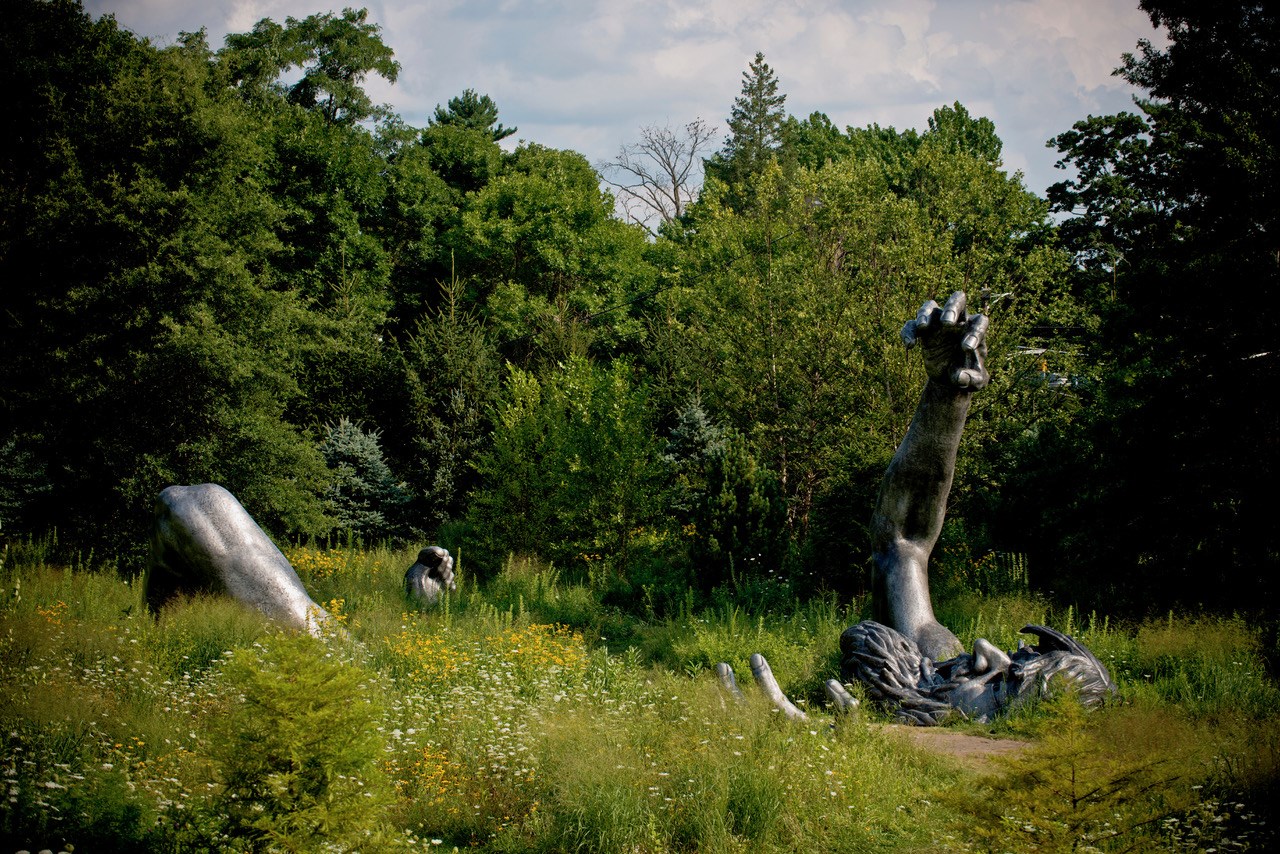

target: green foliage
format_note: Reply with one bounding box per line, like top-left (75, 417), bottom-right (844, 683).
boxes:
top-left (432, 88), bottom-right (516, 141)
top-left (662, 400), bottom-right (787, 595)
top-left (948, 686), bottom-right (1188, 852)
top-left (420, 122), bottom-right (503, 197)
top-left (1019, 1), bottom-right (1280, 613)
top-left (1125, 615), bottom-right (1280, 720)
top-left (210, 631), bottom-right (393, 852)
top-left (375, 127), bottom-right (458, 318)
top-left (467, 356), bottom-right (665, 581)
top-left (393, 286), bottom-right (501, 532)
top-left (1, 2), bottom-right (336, 545)
top-left (3, 544), bottom-right (1279, 852)
top-left (924, 101), bottom-right (1002, 163)
top-left (480, 554), bottom-right (602, 629)
top-left (0, 436), bottom-right (51, 533)
top-left (221, 7), bottom-right (399, 125)
top-left (780, 111), bottom-right (860, 170)
top-left (662, 397), bottom-right (729, 477)
top-left (457, 143), bottom-right (655, 361)
top-left (705, 51), bottom-right (788, 205)
top-left (150, 593), bottom-right (270, 676)
top-left (688, 428), bottom-right (788, 594)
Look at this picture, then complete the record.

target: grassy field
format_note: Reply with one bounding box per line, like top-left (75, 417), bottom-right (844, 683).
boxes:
top-left (1, 539), bottom-right (1277, 852)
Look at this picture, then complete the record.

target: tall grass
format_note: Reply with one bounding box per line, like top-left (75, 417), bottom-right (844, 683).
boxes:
top-left (2, 538), bottom-right (1277, 852)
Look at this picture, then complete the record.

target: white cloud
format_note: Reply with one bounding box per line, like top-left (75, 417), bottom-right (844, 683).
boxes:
top-left (85, 0), bottom-right (1162, 195)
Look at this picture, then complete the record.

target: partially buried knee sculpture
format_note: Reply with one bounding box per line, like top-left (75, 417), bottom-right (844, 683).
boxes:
top-left (148, 483), bottom-right (456, 632)
top-left (840, 291), bottom-right (1115, 724)
top-left (148, 484), bottom-right (331, 634)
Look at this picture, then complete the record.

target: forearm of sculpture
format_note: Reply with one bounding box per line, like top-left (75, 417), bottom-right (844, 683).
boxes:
top-left (871, 382), bottom-right (971, 659)
top-left (870, 291), bottom-right (987, 661)
top-left (873, 380), bottom-right (972, 555)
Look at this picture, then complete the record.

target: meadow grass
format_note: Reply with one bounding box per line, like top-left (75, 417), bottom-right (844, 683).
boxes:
top-left (2, 538), bottom-right (1277, 852)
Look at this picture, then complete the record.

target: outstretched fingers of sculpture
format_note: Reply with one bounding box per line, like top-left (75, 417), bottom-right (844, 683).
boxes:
top-left (749, 654), bottom-right (808, 721)
top-left (901, 291), bottom-right (990, 390)
top-left (824, 679), bottom-right (859, 713)
top-left (952, 313), bottom-right (990, 389)
top-left (715, 662), bottom-right (746, 702)
top-left (713, 656), bottom-right (812, 721)
top-left (900, 299), bottom-right (940, 348)
top-left (901, 291), bottom-right (968, 346)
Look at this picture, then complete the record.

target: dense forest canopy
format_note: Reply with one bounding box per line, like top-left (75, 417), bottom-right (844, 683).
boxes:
top-left (1, 0), bottom-right (1274, 616)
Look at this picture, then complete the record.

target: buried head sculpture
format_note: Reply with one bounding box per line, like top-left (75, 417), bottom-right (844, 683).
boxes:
top-left (147, 483), bottom-right (455, 632)
top-left (841, 621), bottom-right (1115, 725)
top-left (719, 292), bottom-right (1115, 724)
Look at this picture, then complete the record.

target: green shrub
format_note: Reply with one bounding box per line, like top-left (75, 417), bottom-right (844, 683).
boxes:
top-left (682, 425), bottom-right (789, 596)
top-left (946, 685), bottom-right (1189, 852)
top-left (1131, 615), bottom-right (1280, 718)
top-left (466, 356), bottom-right (666, 583)
top-left (209, 631), bottom-right (396, 852)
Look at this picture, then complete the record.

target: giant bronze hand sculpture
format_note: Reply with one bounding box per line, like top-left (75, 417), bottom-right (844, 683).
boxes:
top-left (840, 292), bottom-right (1115, 724)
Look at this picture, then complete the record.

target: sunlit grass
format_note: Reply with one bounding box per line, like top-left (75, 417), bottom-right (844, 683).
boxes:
top-left (2, 540), bottom-right (1277, 852)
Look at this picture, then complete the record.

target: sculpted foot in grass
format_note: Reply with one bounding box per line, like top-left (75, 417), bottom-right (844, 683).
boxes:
top-left (837, 292), bottom-right (1115, 724)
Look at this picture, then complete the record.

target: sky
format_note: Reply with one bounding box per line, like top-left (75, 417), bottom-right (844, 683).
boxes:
top-left (84, 0), bottom-right (1165, 199)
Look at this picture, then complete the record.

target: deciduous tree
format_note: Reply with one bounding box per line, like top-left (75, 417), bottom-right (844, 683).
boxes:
top-left (602, 119), bottom-right (715, 235)
top-left (1016, 0), bottom-right (1280, 612)
top-left (221, 6), bottom-right (399, 125)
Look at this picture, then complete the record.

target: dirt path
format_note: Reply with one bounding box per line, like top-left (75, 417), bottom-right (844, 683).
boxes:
top-left (877, 724), bottom-right (1031, 773)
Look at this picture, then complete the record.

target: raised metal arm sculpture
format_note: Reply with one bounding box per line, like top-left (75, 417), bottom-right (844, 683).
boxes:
top-left (871, 291), bottom-right (989, 661)
top-left (839, 292), bottom-right (1116, 724)
top-left (718, 293), bottom-right (1114, 724)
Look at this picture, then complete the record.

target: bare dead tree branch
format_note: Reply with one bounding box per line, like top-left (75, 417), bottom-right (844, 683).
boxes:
top-left (600, 118), bottom-right (716, 235)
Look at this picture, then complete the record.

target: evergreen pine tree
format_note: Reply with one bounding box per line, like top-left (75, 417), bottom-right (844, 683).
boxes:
top-left (431, 88), bottom-right (516, 140)
top-left (320, 418), bottom-right (411, 541)
top-left (663, 398), bottom-right (727, 468)
top-left (211, 631), bottom-right (395, 850)
top-left (704, 52), bottom-right (787, 204)
top-left (664, 398), bottom-right (729, 514)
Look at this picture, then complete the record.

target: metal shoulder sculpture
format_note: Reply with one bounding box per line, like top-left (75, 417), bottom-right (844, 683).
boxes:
top-left (840, 292), bottom-right (1116, 724)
